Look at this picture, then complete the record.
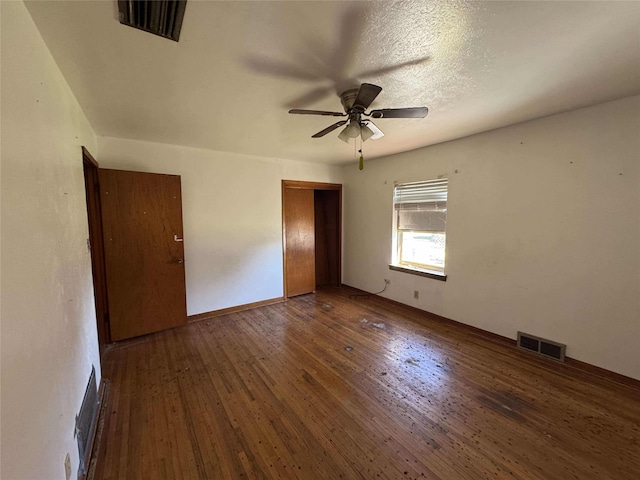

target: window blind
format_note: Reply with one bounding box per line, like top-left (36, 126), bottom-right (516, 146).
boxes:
top-left (394, 178), bottom-right (447, 232)
top-left (394, 178), bottom-right (448, 206)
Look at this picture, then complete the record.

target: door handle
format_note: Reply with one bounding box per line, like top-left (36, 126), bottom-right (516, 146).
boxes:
top-left (176, 258), bottom-right (184, 264)
top-left (174, 234), bottom-right (183, 242)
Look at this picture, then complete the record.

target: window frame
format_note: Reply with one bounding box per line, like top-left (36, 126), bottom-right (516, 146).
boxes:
top-left (390, 178), bottom-right (448, 281)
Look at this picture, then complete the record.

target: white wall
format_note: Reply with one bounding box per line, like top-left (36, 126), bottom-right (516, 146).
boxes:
top-left (1, 2), bottom-right (102, 479)
top-left (97, 136), bottom-right (343, 316)
top-left (343, 96), bottom-right (640, 380)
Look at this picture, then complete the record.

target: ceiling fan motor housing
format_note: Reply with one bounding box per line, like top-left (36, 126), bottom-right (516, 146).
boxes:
top-left (341, 89), bottom-right (366, 132)
top-left (340, 88), bottom-right (362, 113)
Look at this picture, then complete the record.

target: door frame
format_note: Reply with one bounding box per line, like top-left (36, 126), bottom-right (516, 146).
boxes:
top-left (282, 180), bottom-right (342, 298)
top-left (82, 147), bottom-right (110, 354)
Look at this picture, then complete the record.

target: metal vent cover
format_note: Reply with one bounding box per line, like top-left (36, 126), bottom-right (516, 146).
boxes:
top-left (517, 332), bottom-right (566, 362)
top-left (75, 366), bottom-right (99, 475)
top-left (117, 0), bottom-right (187, 42)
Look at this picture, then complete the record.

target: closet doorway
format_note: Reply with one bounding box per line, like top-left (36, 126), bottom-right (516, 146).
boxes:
top-left (282, 180), bottom-right (342, 298)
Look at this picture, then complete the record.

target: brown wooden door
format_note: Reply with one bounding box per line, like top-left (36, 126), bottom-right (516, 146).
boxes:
top-left (82, 148), bottom-right (110, 352)
top-left (283, 187), bottom-right (316, 297)
top-left (99, 169), bottom-right (187, 341)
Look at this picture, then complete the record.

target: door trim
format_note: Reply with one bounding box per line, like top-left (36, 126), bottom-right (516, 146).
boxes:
top-left (82, 147), bottom-right (111, 354)
top-left (282, 180), bottom-right (342, 299)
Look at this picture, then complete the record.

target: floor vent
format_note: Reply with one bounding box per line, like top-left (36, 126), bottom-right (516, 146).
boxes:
top-left (517, 332), bottom-right (566, 362)
top-left (117, 0), bottom-right (187, 42)
top-left (75, 366), bottom-right (99, 476)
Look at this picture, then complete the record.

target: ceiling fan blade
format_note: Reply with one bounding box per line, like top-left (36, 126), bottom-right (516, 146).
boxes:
top-left (363, 120), bottom-right (384, 140)
top-left (312, 120), bottom-right (348, 138)
top-left (353, 83), bottom-right (382, 110)
top-left (369, 107), bottom-right (428, 119)
top-left (289, 109), bottom-right (346, 117)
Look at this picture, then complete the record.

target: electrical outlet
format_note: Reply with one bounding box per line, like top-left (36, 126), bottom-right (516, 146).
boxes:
top-left (414, 290), bottom-right (419, 299)
top-left (64, 453), bottom-right (71, 480)
top-left (384, 279), bottom-right (391, 285)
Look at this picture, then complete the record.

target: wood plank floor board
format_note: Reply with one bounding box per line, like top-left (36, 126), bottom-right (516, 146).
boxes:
top-left (92, 287), bottom-right (640, 480)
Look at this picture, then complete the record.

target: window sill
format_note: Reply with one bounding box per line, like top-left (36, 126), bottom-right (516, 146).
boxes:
top-left (388, 264), bottom-right (447, 281)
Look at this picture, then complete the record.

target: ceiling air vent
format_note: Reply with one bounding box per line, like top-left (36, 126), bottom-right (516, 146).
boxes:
top-left (517, 332), bottom-right (566, 362)
top-left (117, 0), bottom-right (187, 42)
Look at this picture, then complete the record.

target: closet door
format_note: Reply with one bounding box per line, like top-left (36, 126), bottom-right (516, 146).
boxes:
top-left (283, 187), bottom-right (316, 297)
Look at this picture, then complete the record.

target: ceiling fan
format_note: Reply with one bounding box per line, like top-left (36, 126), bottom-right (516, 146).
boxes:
top-left (288, 83), bottom-right (428, 143)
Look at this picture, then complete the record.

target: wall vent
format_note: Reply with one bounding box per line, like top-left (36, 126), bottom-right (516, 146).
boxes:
top-left (75, 366), bottom-right (99, 476)
top-left (117, 0), bottom-right (187, 42)
top-left (517, 332), bottom-right (566, 362)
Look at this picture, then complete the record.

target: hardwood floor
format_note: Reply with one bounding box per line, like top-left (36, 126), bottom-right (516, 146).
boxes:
top-left (92, 287), bottom-right (640, 480)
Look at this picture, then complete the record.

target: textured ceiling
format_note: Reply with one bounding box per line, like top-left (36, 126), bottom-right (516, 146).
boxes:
top-left (25, 1), bottom-right (640, 165)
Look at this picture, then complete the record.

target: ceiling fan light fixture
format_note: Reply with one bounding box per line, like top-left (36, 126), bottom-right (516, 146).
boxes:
top-left (345, 121), bottom-right (361, 138)
top-left (360, 124), bottom-right (374, 142)
top-left (338, 127), bottom-right (351, 143)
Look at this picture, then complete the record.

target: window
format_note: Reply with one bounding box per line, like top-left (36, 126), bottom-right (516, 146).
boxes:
top-left (391, 178), bottom-right (448, 278)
